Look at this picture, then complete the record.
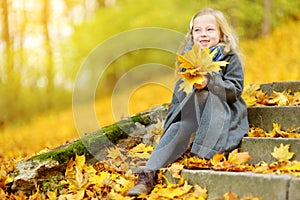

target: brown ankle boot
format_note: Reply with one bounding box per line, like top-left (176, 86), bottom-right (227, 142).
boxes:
top-left (127, 169), bottom-right (156, 196)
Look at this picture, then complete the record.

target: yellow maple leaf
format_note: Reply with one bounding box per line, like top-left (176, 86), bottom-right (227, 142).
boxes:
top-left (291, 91), bottom-right (300, 106)
top-left (128, 143), bottom-right (153, 159)
top-left (75, 154), bottom-right (86, 171)
top-left (253, 161), bottom-right (270, 173)
top-left (107, 147), bottom-right (124, 159)
top-left (223, 191), bottom-right (239, 200)
top-left (75, 166), bottom-right (85, 188)
top-left (191, 184), bottom-right (208, 199)
top-left (185, 156), bottom-right (209, 169)
top-left (46, 190), bottom-right (57, 200)
top-left (271, 143), bottom-right (294, 162)
top-left (228, 149), bottom-right (252, 165)
top-left (114, 176), bottom-right (134, 195)
top-left (242, 84), bottom-right (260, 106)
top-left (267, 123), bottom-right (291, 138)
top-left (176, 43), bottom-right (229, 93)
top-left (89, 171), bottom-right (110, 186)
top-left (65, 158), bottom-right (76, 180)
top-left (286, 161), bottom-right (300, 175)
top-left (129, 143), bottom-right (153, 153)
top-left (268, 91), bottom-right (289, 106)
top-left (178, 79), bottom-right (194, 94)
top-left (168, 163), bottom-right (184, 179)
top-left (58, 189), bottom-right (85, 200)
top-left (211, 153), bottom-right (225, 166)
top-left (155, 180), bottom-right (193, 199)
top-left (4, 175), bottom-right (14, 185)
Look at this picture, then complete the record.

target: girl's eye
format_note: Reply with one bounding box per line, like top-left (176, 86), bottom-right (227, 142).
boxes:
top-left (194, 28), bottom-right (200, 32)
top-left (207, 28), bottom-right (214, 31)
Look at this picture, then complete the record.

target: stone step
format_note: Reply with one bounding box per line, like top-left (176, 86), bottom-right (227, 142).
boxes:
top-left (247, 80), bottom-right (300, 132)
top-left (247, 106), bottom-right (300, 132)
top-left (240, 137), bottom-right (300, 164)
top-left (162, 137), bottom-right (300, 200)
top-left (138, 136), bottom-right (300, 199)
top-left (260, 80), bottom-right (300, 94)
top-left (165, 169), bottom-right (300, 200)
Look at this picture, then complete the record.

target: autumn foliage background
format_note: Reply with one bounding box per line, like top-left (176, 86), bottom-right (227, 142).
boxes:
top-left (0, 0), bottom-right (300, 198)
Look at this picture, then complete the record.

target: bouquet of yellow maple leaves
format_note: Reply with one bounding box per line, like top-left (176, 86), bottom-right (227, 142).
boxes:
top-left (177, 44), bottom-right (229, 93)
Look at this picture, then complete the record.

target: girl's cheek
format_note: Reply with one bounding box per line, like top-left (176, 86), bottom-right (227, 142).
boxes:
top-left (193, 33), bottom-right (199, 40)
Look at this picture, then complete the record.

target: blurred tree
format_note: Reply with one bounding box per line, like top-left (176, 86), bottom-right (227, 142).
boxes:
top-left (261, 0), bottom-right (272, 35)
top-left (0, 0), bottom-right (299, 125)
top-left (43, 0), bottom-right (54, 93)
top-left (1, 0), bottom-right (15, 84)
top-left (0, 0), bottom-right (21, 124)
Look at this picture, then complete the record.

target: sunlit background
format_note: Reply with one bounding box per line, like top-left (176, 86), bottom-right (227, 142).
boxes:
top-left (0, 0), bottom-right (300, 161)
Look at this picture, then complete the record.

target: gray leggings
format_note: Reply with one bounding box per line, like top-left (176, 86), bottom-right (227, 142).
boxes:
top-left (145, 121), bottom-right (197, 170)
top-left (145, 90), bottom-right (207, 170)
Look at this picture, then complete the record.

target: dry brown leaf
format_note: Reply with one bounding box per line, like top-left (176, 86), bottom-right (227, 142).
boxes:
top-left (129, 143), bottom-right (153, 153)
top-left (268, 91), bottom-right (289, 106)
top-left (168, 162), bottom-right (184, 179)
top-left (228, 149), bottom-right (252, 165)
top-left (242, 84), bottom-right (260, 106)
top-left (223, 191), bottom-right (239, 200)
top-left (191, 184), bottom-right (208, 199)
top-left (242, 86), bottom-right (300, 107)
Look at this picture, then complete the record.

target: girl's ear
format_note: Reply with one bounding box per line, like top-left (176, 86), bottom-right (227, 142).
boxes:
top-left (219, 32), bottom-right (224, 42)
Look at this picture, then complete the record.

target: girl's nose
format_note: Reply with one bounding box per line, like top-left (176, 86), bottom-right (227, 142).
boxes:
top-left (200, 30), bottom-right (207, 36)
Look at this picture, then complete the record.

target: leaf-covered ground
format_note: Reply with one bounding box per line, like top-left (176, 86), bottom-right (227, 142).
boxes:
top-left (1, 121), bottom-right (300, 199)
top-left (242, 84), bottom-right (300, 107)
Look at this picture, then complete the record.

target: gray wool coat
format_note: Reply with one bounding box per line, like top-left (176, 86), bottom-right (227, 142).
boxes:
top-left (162, 50), bottom-right (249, 159)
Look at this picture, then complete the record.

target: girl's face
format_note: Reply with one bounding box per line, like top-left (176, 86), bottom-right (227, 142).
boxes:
top-left (192, 14), bottom-right (221, 48)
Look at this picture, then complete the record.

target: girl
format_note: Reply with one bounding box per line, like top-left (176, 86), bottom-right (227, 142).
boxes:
top-left (127, 7), bottom-right (249, 196)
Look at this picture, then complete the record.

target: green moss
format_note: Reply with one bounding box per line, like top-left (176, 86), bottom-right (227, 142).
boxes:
top-left (28, 105), bottom-right (168, 164)
top-left (31, 140), bottom-right (88, 164)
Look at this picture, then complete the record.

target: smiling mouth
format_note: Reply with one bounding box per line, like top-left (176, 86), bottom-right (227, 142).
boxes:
top-left (200, 40), bottom-right (210, 46)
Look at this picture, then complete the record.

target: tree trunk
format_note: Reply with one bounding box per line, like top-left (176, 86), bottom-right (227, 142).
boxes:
top-left (2, 0), bottom-right (13, 82)
top-left (11, 105), bottom-right (168, 191)
top-left (261, 0), bottom-right (272, 36)
top-left (43, 0), bottom-right (55, 93)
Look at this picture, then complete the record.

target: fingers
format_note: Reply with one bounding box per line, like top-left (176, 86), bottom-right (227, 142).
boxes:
top-left (194, 76), bottom-right (208, 89)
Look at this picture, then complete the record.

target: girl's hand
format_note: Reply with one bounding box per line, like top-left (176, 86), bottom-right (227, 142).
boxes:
top-left (194, 76), bottom-right (208, 90)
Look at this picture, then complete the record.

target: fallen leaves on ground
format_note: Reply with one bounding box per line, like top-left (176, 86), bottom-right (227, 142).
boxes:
top-left (1, 125), bottom-right (300, 199)
top-left (242, 84), bottom-right (300, 106)
top-left (248, 123), bottom-right (300, 138)
top-left (179, 150), bottom-right (253, 173)
top-left (1, 146), bottom-right (268, 200)
top-left (176, 143), bottom-right (300, 178)
top-left (168, 162), bottom-right (184, 179)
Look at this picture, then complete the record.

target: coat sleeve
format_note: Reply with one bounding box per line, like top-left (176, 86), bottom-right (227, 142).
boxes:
top-left (206, 53), bottom-right (244, 103)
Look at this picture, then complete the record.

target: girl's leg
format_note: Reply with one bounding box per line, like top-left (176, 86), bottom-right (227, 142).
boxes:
top-left (145, 120), bottom-right (196, 170)
top-left (144, 91), bottom-right (208, 170)
top-left (127, 91), bottom-right (207, 196)
top-left (128, 120), bottom-right (196, 196)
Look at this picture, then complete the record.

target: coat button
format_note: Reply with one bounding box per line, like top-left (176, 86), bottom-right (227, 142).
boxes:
top-left (214, 86), bottom-right (220, 93)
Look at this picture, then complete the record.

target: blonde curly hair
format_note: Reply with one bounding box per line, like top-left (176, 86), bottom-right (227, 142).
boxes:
top-left (178, 8), bottom-right (242, 58)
